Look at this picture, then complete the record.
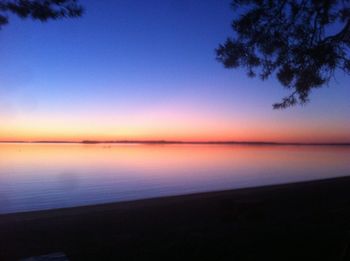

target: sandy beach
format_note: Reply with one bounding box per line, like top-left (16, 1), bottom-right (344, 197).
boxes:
top-left (1, 176), bottom-right (350, 260)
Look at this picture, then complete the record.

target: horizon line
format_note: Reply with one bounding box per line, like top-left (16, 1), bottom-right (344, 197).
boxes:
top-left (0, 140), bottom-right (350, 146)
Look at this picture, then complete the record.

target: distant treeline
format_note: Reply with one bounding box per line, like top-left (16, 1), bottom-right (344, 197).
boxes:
top-left (0, 140), bottom-right (349, 146)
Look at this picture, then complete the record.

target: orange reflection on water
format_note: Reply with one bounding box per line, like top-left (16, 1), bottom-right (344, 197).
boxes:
top-left (1, 143), bottom-right (349, 175)
top-left (0, 143), bottom-right (349, 214)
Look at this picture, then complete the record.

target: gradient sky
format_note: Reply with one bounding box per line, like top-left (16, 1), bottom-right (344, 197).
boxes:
top-left (0, 0), bottom-right (349, 142)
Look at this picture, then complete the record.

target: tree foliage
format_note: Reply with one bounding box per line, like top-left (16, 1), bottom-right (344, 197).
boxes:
top-left (217, 0), bottom-right (350, 108)
top-left (0, 0), bottom-right (83, 29)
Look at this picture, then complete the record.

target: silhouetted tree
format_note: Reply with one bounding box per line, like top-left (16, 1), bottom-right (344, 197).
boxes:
top-left (0, 0), bottom-right (83, 29)
top-left (217, 0), bottom-right (350, 108)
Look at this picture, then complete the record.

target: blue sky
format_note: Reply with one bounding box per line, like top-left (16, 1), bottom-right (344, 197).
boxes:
top-left (0, 0), bottom-right (349, 142)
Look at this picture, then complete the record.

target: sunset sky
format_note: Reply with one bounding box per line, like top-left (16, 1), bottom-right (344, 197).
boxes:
top-left (0, 0), bottom-right (349, 143)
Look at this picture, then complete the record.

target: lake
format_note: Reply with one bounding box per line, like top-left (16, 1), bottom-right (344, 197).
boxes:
top-left (0, 143), bottom-right (349, 214)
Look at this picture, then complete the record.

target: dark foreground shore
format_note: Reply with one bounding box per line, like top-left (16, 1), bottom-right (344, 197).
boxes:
top-left (1, 177), bottom-right (350, 261)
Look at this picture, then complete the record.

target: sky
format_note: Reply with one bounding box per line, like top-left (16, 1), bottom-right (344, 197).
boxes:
top-left (0, 0), bottom-right (349, 143)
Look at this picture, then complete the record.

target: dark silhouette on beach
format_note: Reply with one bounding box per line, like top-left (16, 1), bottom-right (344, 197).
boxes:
top-left (1, 177), bottom-right (350, 260)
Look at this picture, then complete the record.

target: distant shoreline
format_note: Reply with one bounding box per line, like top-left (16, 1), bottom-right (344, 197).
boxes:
top-left (0, 140), bottom-right (350, 146)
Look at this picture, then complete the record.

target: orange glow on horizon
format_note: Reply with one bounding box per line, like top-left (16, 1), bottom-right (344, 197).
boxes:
top-left (1, 125), bottom-right (349, 144)
top-left (1, 107), bottom-right (349, 143)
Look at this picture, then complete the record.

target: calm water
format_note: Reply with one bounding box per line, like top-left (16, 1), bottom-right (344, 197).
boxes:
top-left (0, 143), bottom-right (349, 214)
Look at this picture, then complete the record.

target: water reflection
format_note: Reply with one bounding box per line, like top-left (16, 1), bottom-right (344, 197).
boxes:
top-left (0, 143), bottom-right (349, 214)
